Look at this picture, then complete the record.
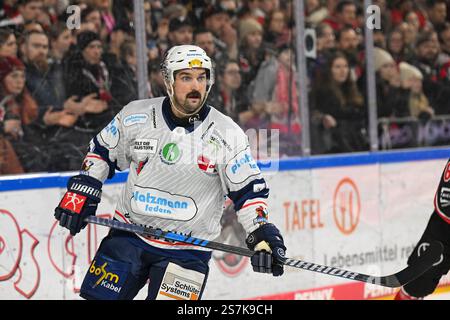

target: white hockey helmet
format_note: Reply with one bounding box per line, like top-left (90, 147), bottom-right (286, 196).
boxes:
top-left (161, 45), bottom-right (215, 110)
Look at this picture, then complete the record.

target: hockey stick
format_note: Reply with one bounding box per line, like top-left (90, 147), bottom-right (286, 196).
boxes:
top-left (86, 216), bottom-right (443, 288)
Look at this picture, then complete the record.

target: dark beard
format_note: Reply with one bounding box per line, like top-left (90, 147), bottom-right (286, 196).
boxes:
top-left (32, 58), bottom-right (49, 73)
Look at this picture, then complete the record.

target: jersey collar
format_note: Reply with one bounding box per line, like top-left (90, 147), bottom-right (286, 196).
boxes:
top-left (161, 96), bottom-right (211, 132)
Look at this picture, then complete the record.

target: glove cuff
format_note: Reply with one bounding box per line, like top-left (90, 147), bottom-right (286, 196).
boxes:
top-left (67, 174), bottom-right (102, 201)
top-left (246, 223), bottom-right (279, 250)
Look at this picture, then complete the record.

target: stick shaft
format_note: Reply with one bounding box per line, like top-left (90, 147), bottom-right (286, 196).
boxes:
top-left (86, 216), bottom-right (441, 288)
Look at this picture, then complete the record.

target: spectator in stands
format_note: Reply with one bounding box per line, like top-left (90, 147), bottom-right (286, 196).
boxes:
top-left (387, 28), bottom-right (408, 63)
top-left (238, 17), bottom-right (267, 95)
top-left (48, 22), bottom-right (74, 102)
top-left (90, 0), bottom-right (116, 35)
top-left (257, 0), bottom-right (278, 19)
top-left (20, 30), bottom-right (84, 171)
top-left (109, 39), bottom-right (138, 106)
top-left (425, 0), bottom-right (448, 33)
top-left (20, 31), bottom-right (77, 123)
top-left (399, 21), bottom-right (420, 55)
top-left (0, 56), bottom-right (39, 172)
top-left (336, 26), bottom-right (363, 81)
top-left (252, 44), bottom-right (302, 156)
top-left (305, 0), bottom-right (328, 27)
top-left (102, 21), bottom-right (134, 68)
top-left (168, 16), bottom-right (193, 46)
top-left (373, 47), bottom-right (410, 118)
top-left (374, 28), bottom-right (388, 49)
top-left (317, 22), bottom-right (336, 52)
top-left (405, 10), bottom-right (421, 33)
top-left (323, 0), bottom-right (358, 31)
top-left (308, 22), bottom-right (336, 82)
top-left (48, 22), bottom-right (73, 64)
top-left (64, 30), bottom-right (112, 127)
top-left (17, 0), bottom-right (43, 25)
top-left (208, 58), bottom-right (251, 124)
top-left (438, 22), bottom-right (450, 64)
top-left (194, 27), bottom-right (226, 64)
top-left (81, 6), bottom-right (103, 36)
top-left (310, 51), bottom-right (367, 154)
top-left (0, 0), bottom-right (22, 29)
top-left (399, 61), bottom-right (435, 119)
top-left (238, 0), bottom-right (265, 24)
top-left (410, 30), bottom-right (450, 115)
top-left (0, 28), bottom-right (18, 58)
top-left (147, 61), bottom-right (166, 98)
top-left (263, 9), bottom-right (289, 48)
top-left (203, 4), bottom-right (237, 59)
top-left (390, 0), bottom-right (414, 27)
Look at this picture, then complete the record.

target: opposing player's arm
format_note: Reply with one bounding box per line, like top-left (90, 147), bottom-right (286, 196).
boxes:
top-left (434, 160), bottom-right (450, 223)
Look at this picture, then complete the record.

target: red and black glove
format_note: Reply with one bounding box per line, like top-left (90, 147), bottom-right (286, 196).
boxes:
top-left (54, 175), bottom-right (102, 236)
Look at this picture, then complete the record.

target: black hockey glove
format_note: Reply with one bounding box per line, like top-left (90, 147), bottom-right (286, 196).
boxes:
top-left (245, 223), bottom-right (286, 277)
top-left (54, 175), bottom-right (102, 236)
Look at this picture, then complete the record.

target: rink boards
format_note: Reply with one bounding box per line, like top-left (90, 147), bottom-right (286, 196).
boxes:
top-left (1, 147), bottom-right (450, 300)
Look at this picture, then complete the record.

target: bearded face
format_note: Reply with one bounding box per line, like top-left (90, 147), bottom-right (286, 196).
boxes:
top-left (24, 33), bottom-right (49, 72)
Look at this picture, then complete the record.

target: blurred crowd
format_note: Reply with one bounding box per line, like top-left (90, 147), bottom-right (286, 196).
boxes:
top-left (0, 0), bottom-right (450, 175)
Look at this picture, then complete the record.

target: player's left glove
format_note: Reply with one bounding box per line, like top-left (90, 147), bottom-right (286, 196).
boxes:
top-left (245, 223), bottom-right (286, 276)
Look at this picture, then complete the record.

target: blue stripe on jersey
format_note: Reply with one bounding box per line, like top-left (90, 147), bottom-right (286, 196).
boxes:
top-left (92, 136), bottom-right (118, 179)
top-left (228, 178), bottom-right (269, 211)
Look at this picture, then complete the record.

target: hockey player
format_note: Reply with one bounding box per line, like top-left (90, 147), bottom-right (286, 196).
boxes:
top-left (54, 45), bottom-right (287, 300)
top-left (395, 159), bottom-right (450, 300)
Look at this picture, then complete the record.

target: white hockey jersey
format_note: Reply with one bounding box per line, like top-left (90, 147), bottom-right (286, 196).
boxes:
top-left (83, 97), bottom-right (270, 251)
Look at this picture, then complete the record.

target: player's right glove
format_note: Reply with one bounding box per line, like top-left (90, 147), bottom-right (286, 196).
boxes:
top-left (54, 175), bottom-right (102, 236)
top-left (245, 223), bottom-right (287, 276)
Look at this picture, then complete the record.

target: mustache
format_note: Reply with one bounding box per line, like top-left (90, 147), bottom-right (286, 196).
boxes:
top-left (186, 91), bottom-right (201, 99)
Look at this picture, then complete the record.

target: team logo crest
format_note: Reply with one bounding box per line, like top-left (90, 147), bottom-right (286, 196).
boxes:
top-left (159, 142), bottom-right (182, 165)
top-left (189, 59), bottom-right (203, 68)
top-left (253, 206), bottom-right (268, 225)
top-left (197, 155), bottom-right (217, 175)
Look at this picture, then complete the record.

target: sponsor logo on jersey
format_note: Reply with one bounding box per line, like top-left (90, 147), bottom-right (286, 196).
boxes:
top-left (159, 279), bottom-right (201, 300)
top-left (99, 117), bottom-right (120, 148)
top-left (131, 187), bottom-right (198, 221)
top-left (152, 107), bottom-right (157, 128)
top-left (225, 148), bottom-right (259, 184)
top-left (123, 113), bottom-right (149, 127)
top-left (157, 263), bottom-right (204, 300)
top-left (231, 153), bottom-right (257, 174)
top-left (159, 142), bottom-right (182, 165)
top-left (197, 155), bottom-right (217, 174)
top-left (439, 187), bottom-right (450, 208)
top-left (89, 260), bottom-right (122, 293)
top-left (133, 139), bottom-right (158, 154)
